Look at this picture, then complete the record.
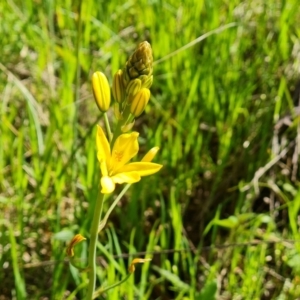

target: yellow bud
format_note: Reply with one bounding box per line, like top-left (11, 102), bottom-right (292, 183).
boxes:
top-left (66, 234), bottom-right (86, 257)
top-left (112, 70), bottom-right (125, 103)
top-left (130, 88), bottom-right (150, 117)
top-left (141, 147), bottom-right (160, 162)
top-left (140, 75), bottom-right (153, 89)
top-left (126, 78), bottom-right (142, 98)
top-left (92, 71), bottom-right (111, 112)
top-left (142, 75), bottom-right (153, 89)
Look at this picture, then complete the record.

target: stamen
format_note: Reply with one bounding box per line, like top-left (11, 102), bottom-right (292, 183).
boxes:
top-left (114, 151), bottom-right (123, 162)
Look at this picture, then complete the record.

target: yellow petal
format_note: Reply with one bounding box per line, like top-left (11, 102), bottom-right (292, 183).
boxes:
top-left (110, 132), bottom-right (139, 173)
top-left (118, 162), bottom-right (163, 176)
top-left (111, 172), bottom-right (141, 184)
top-left (141, 147), bottom-right (160, 162)
top-left (100, 161), bottom-right (108, 176)
top-left (101, 176), bottom-right (115, 194)
top-left (96, 125), bottom-right (111, 163)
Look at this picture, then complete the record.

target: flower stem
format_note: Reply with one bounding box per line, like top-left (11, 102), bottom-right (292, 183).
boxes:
top-left (110, 105), bottom-right (132, 147)
top-left (86, 192), bottom-right (106, 300)
top-left (103, 113), bottom-right (112, 143)
top-left (98, 184), bottom-right (131, 232)
top-left (92, 273), bottom-right (132, 298)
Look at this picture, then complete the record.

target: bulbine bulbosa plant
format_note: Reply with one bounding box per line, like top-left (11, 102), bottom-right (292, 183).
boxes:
top-left (66, 42), bottom-right (162, 299)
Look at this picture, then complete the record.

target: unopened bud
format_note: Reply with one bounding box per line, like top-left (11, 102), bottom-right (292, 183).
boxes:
top-left (112, 70), bottom-right (125, 103)
top-left (125, 41), bottom-right (153, 80)
top-left (130, 88), bottom-right (150, 117)
top-left (92, 72), bottom-right (111, 112)
top-left (126, 78), bottom-right (142, 98)
top-left (141, 75), bottom-right (153, 89)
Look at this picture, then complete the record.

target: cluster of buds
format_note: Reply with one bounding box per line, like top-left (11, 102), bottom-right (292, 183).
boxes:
top-left (113, 41), bottom-right (153, 118)
top-left (92, 41), bottom-right (153, 119)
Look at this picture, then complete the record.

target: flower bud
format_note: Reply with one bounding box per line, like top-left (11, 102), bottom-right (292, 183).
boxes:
top-left (130, 88), bottom-right (150, 117)
top-left (126, 78), bottom-right (142, 98)
top-left (125, 41), bottom-right (153, 80)
top-left (112, 69), bottom-right (125, 103)
top-left (92, 71), bottom-right (111, 112)
top-left (141, 75), bottom-right (153, 89)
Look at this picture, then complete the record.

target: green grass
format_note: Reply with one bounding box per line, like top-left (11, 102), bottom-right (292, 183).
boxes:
top-left (1, 0), bottom-right (300, 299)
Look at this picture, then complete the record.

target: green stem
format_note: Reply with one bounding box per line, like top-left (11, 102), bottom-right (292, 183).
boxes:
top-left (92, 273), bottom-right (132, 298)
top-left (69, 257), bottom-right (89, 273)
top-left (86, 192), bottom-right (106, 300)
top-left (98, 184), bottom-right (131, 232)
top-left (72, 0), bottom-right (82, 194)
top-left (103, 113), bottom-right (112, 142)
top-left (110, 105), bottom-right (132, 147)
top-left (110, 121), bottom-right (122, 147)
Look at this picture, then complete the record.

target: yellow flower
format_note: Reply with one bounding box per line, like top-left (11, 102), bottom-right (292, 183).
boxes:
top-left (96, 125), bottom-right (162, 194)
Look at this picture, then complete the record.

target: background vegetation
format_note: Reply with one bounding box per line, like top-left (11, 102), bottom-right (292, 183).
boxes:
top-left (1, 0), bottom-right (300, 299)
